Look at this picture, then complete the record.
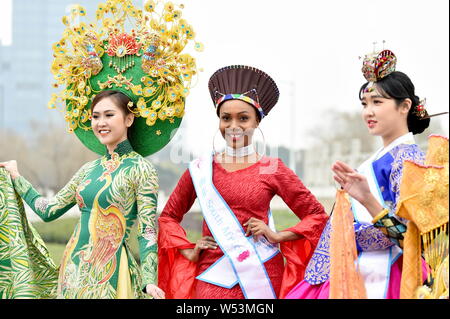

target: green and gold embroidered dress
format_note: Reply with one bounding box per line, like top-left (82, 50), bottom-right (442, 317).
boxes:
top-left (0, 169), bottom-right (58, 298)
top-left (12, 140), bottom-right (158, 299)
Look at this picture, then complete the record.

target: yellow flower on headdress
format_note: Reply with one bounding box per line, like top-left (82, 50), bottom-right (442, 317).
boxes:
top-left (164, 13), bottom-right (174, 22)
top-left (62, 16), bottom-right (70, 27)
top-left (140, 108), bottom-right (151, 117)
top-left (131, 84), bottom-right (143, 96)
top-left (150, 18), bottom-right (160, 30)
top-left (169, 29), bottom-right (180, 41)
top-left (174, 100), bottom-right (184, 117)
top-left (172, 42), bottom-right (183, 53)
top-left (103, 17), bottom-right (114, 28)
top-left (69, 5), bottom-right (86, 17)
top-left (143, 86), bottom-right (156, 97)
top-left (96, 4), bottom-right (107, 20)
top-left (79, 96), bottom-right (89, 106)
top-left (97, 3), bottom-right (107, 13)
top-left (151, 99), bottom-right (163, 110)
top-left (180, 87), bottom-right (189, 98)
top-left (77, 81), bottom-right (86, 92)
top-left (69, 119), bottom-right (77, 130)
top-left (74, 22), bottom-right (89, 35)
top-left (194, 42), bottom-right (204, 52)
top-left (107, 1), bottom-right (118, 14)
top-left (158, 109), bottom-right (167, 121)
top-left (167, 87), bottom-right (178, 102)
top-left (145, 0), bottom-right (156, 13)
top-left (62, 28), bottom-right (71, 39)
top-left (157, 78), bottom-right (166, 86)
top-left (80, 109), bottom-right (90, 123)
top-left (146, 111), bottom-right (158, 126)
top-left (178, 53), bottom-right (194, 66)
top-left (124, 3), bottom-right (140, 18)
top-left (164, 2), bottom-right (175, 12)
top-left (178, 19), bottom-right (188, 31)
top-left (172, 10), bottom-right (182, 20)
top-left (52, 42), bottom-right (67, 56)
top-left (48, 94), bottom-right (58, 109)
top-left (165, 106), bottom-right (175, 117)
top-left (51, 58), bottom-right (64, 74)
top-left (159, 24), bottom-right (168, 35)
top-left (64, 90), bottom-right (76, 99)
top-left (181, 72), bottom-right (192, 81)
top-left (185, 26), bottom-right (195, 40)
top-left (137, 97), bottom-right (147, 110)
top-left (141, 76), bottom-right (154, 87)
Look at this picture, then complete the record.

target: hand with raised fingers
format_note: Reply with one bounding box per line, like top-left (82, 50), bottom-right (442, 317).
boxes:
top-left (331, 160), bottom-right (372, 205)
top-left (0, 160), bottom-right (20, 179)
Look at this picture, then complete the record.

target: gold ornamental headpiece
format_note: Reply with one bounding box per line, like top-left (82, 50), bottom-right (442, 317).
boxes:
top-left (360, 45), bottom-right (448, 121)
top-left (48, 0), bottom-right (203, 156)
top-left (361, 49), bottom-right (397, 83)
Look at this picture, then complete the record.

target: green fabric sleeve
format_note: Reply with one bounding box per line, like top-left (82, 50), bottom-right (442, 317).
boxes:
top-left (134, 158), bottom-right (159, 290)
top-left (0, 168), bottom-right (58, 298)
top-left (12, 162), bottom-right (92, 222)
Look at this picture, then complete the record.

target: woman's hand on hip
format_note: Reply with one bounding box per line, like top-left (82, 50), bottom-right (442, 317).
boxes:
top-left (244, 217), bottom-right (280, 243)
top-left (179, 236), bottom-right (218, 262)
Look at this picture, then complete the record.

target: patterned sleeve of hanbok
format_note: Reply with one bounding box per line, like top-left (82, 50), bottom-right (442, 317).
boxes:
top-left (135, 158), bottom-right (159, 290)
top-left (354, 220), bottom-right (395, 251)
top-left (370, 144), bottom-right (425, 248)
top-left (12, 161), bottom-right (93, 222)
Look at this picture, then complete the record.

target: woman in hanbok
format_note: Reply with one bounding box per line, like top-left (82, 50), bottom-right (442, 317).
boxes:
top-left (158, 65), bottom-right (328, 299)
top-left (286, 49), bottom-right (431, 299)
top-left (0, 0), bottom-right (201, 299)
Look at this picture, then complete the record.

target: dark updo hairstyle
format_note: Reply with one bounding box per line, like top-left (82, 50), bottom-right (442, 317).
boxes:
top-left (359, 71), bottom-right (430, 135)
top-left (91, 90), bottom-right (133, 115)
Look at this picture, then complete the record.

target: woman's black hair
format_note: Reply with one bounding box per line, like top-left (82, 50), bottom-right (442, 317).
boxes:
top-left (91, 90), bottom-right (132, 115)
top-left (359, 71), bottom-right (430, 135)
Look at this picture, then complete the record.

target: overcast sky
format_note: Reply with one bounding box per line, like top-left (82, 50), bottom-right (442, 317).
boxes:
top-left (1, 0), bottom-right (448, 155)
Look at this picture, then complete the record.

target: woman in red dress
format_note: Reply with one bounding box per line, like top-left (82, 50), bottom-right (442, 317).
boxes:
top-left (158, 65), bottom-right (328, 299)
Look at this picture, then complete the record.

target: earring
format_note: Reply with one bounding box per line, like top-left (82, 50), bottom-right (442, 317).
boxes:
top-left (254, 126), bottom-right (266, 161)
top-left (212, 128), bottom-right (223, 155)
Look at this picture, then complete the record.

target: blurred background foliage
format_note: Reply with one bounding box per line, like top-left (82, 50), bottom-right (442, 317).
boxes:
top-left (31, 208), bottom-right (323, 265)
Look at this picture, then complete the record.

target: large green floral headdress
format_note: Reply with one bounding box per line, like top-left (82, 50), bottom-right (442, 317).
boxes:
top-left (48, 0), bottom-right (203, 156)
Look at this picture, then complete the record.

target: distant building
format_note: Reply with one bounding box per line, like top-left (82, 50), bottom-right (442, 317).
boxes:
top-left (1, 0), bottom-right (106, 134)
top-left (302, 138), bottom-right (369, 198)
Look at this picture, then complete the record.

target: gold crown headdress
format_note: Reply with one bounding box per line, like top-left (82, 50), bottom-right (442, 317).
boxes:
top-left (48, 0), bottom-right (203, 156)
top-left (360, 46), bottom-right (448, 120)
top-left (361, 49), bottom-right (397, 83)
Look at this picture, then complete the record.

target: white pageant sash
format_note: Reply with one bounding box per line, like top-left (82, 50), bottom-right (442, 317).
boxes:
top-left (351, 133), bottom-right (413, 298)
top-left (189, 156), bottom-right (279, 299)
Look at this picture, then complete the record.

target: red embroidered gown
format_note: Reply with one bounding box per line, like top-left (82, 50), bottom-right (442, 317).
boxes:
top-left (158, 157), bottom-right (328, 299)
